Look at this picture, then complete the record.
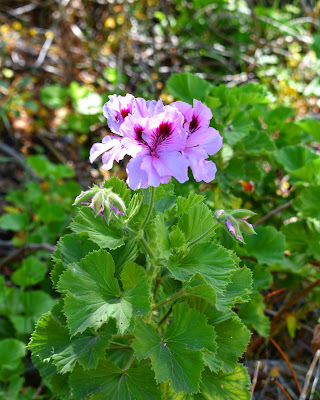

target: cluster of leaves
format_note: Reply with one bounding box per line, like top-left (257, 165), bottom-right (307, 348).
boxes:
top-left (167, 72), bottom-right (320, 340)
top-left (29, 177), bottom-right (253, 399)
top-left (0, 156), bottom-right (80, 399)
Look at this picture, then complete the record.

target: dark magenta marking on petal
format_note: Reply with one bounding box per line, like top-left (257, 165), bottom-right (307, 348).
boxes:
top-left (151, 122), bottom-right (173, 150)
top-left (120, 108), bottom-right (130, 118)
top-left (189, 114), bottom-right (199, 133)
top-left (134, 125), bottom-right (147, 144)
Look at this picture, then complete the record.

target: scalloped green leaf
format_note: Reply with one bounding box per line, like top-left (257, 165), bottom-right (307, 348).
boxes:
top-left (245, 226), bottom-right (286, 265)
top-left (177, 203), bottom-right (217, 244)
top-left (133, 303), bottom-right (216, 394)
top-left (238, 293), bottom-right (270, 337)
top-left (58, 249), bottom-right (150, 335)
top-left (200, 365), bottom-right (251, 400)
top-left (69, 361), bottom-right (162, 400)
top-left (103, 176), bottom-right (131, 206)
top-left (167, 73), bottom-right (212, 103)
top-left (70, 207), bottom-right (124, 249)
top-left (216, 267), bottom-right (253, 311)
top-left (29, 312), bottom-right (112, 374)
top-left (293, 186), bottom-right (320, 219)
top-left (167, 242), bottom-right (237, 294)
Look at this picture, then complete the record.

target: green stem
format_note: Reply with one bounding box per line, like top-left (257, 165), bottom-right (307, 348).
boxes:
top-left (151, 290), bottom-right (185, 310)
top-left (139, 235), bottom-right (158, 263)
top-left (140, 186), bottom-right (155, 230)
top-left (189, 221), bottom-right (219, 247)
top-left (158, 305), bottom-right (173, 327)
top-left (122, 353), bottom-right (135, 372)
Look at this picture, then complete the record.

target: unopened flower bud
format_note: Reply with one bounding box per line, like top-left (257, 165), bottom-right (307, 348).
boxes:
top-left (215, 209), bottom-right (226, 221)
top-left (90, 191), bottom-right (105, 216)
top-left (231, 209), bottom-right (256, 219)
top-left (107, 193), bottom-right (126, 216)
top-left (238, 218), bottom-right (256, 235)
top-left (73, 188), bottom-right (98, 205)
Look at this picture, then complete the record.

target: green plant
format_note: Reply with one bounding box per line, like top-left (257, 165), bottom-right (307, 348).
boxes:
top-left (29, 175), bottom-right (256, 399)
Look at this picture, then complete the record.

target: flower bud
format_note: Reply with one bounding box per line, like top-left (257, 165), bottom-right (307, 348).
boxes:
top-left (73, 188), bottom-right (98, 205)
top-left (107, 193), bottom-right (126, 216)
top-left (231, 209), bottom-right (256, 219)
top-left (90, 191), bottom-right (104, 216)
top-left (215, 209), bottom-right (226, 221)
top-left (215, 207), bottom-right (255, 243)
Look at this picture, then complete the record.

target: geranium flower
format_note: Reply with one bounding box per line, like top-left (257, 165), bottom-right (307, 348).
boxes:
top-left (132, 98), bottom-right (165, 118)
top-left (172, 99), bottom-right (223, 182)
top-left (121, 109), bottom-right (189, 189)
top-left (89, 135), bottom-right (127, 171)
top-left (103, 93), bottom-right (135, 134)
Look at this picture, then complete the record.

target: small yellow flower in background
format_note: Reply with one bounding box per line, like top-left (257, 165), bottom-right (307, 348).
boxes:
top-left (45, 30), bottom-right (54, 39)
top-left (152, 73), bottom-right (158, 80)
top-left (12, 21), bottom-right (22, 31)
top-left (0, 24), bottom-right (10, 34)
top-left (29, 28), bottom-right (37, 36)
top-left (156, 82), bottom-right (163, 90)
top-left (105, 17), bottom-right (116, 29)
top-left (116, 14), bottom-right (125, 25)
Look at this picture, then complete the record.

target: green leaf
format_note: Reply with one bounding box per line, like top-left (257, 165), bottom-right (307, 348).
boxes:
top-left (291, 157), bottom-right (320, 183)
top-left (155, 213), bottom-right (171, 258)
top-left (9, 291), bottom-right (57, 335)
top-left (178, 203), bottom-right (216, 244)
top-left (58, 249), bottom-right (150, 335)
top-left (184, 274), bottom-right (217, 306)
top-left (120, 262), bottom-right (146, 291)
top-left (275, 145), bottom-right (318, 172)
top-left (69, 361), bottom-right (162, 400)
top-left (293, 186), bottom-right (320, 219)
top-left (209, 311), bottom-right (250, 373)
top-left (53, 233), bottom-right (99, 267)
top-left (216, 267), bottom-right (252, 311)
top-left (245, 226), bottom-right (286, 265)
top-left (167, 242), bottom-right (237, 294)
top-left (29, 312), bottom-right (112, 374)
top-left (311, 33), bottom-right (320, 58)
top-left (241, 130), bottom-right (275, 154)
top-left (11, 256), bottom-right (47, 287)
top-left (176, 194), bottom-right (204, 216)
top-left (133, 303), bottom-right (216, 394)
top-left (224, 113), bottom-right (251, 145)
top-left (40, 85), bottom-right (68, 108)
top-left (0, 339), bottom-right (26, 370)
top-left (70, 207), bottom-right (124, 250)
top-left (200, 365), bottom-right (251, 400)
top-left (167, 73), bottom-right (212, 103)
top-left (126, 193), bottom-right (143, 222)
top-left (252, 264), bottom-right (273, 291)
top-left (296, 118), bottom-right (320, 141)
top-left (0, 212), bottom-right (29, 231)
top-left (238, 293), bottom-right (270, 337)
top-left (282, 220), bottom-right (320, 259)
top-left (109, 241), bottom-right (138, 277)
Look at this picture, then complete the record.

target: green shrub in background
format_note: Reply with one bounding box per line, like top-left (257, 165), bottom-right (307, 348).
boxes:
top-left (0, 156), bottom-right (80, 399)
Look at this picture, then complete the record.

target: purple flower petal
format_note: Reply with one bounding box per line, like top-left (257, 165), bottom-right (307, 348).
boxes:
top-left (126, 156), bottom-right (150, 190)
top-left (103, 94), bottom-right (135, 134)
top-left (133, 98), bottom-right (165, 117)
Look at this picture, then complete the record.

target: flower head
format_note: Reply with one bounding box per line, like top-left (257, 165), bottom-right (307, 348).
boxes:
top-left (90, 93), bottom-right (223, 189)
top-left (121, 109), bottom-right (189, 189)
top-left (172, 99), bottom-right (223, 183)
top-left (103, 94), bottom-right (135, 134)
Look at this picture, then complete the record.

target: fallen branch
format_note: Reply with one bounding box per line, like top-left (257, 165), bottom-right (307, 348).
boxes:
top-left (254, 200), bottom-right (293, 226)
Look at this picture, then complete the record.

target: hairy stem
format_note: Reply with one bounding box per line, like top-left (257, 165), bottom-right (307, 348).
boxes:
top-left (141, 186), bottom-right (155, 230)
top-left (189, 221), bottom-right (218, 247)
top-left (152, 290), bottom-right (185, 310)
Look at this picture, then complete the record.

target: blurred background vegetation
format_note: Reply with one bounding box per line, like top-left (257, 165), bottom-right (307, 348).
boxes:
top-left (0, 0), bottom-right (320, 399)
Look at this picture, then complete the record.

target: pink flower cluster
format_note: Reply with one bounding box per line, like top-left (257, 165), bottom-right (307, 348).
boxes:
top-left (90, 94), bottom-right (223, 190)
